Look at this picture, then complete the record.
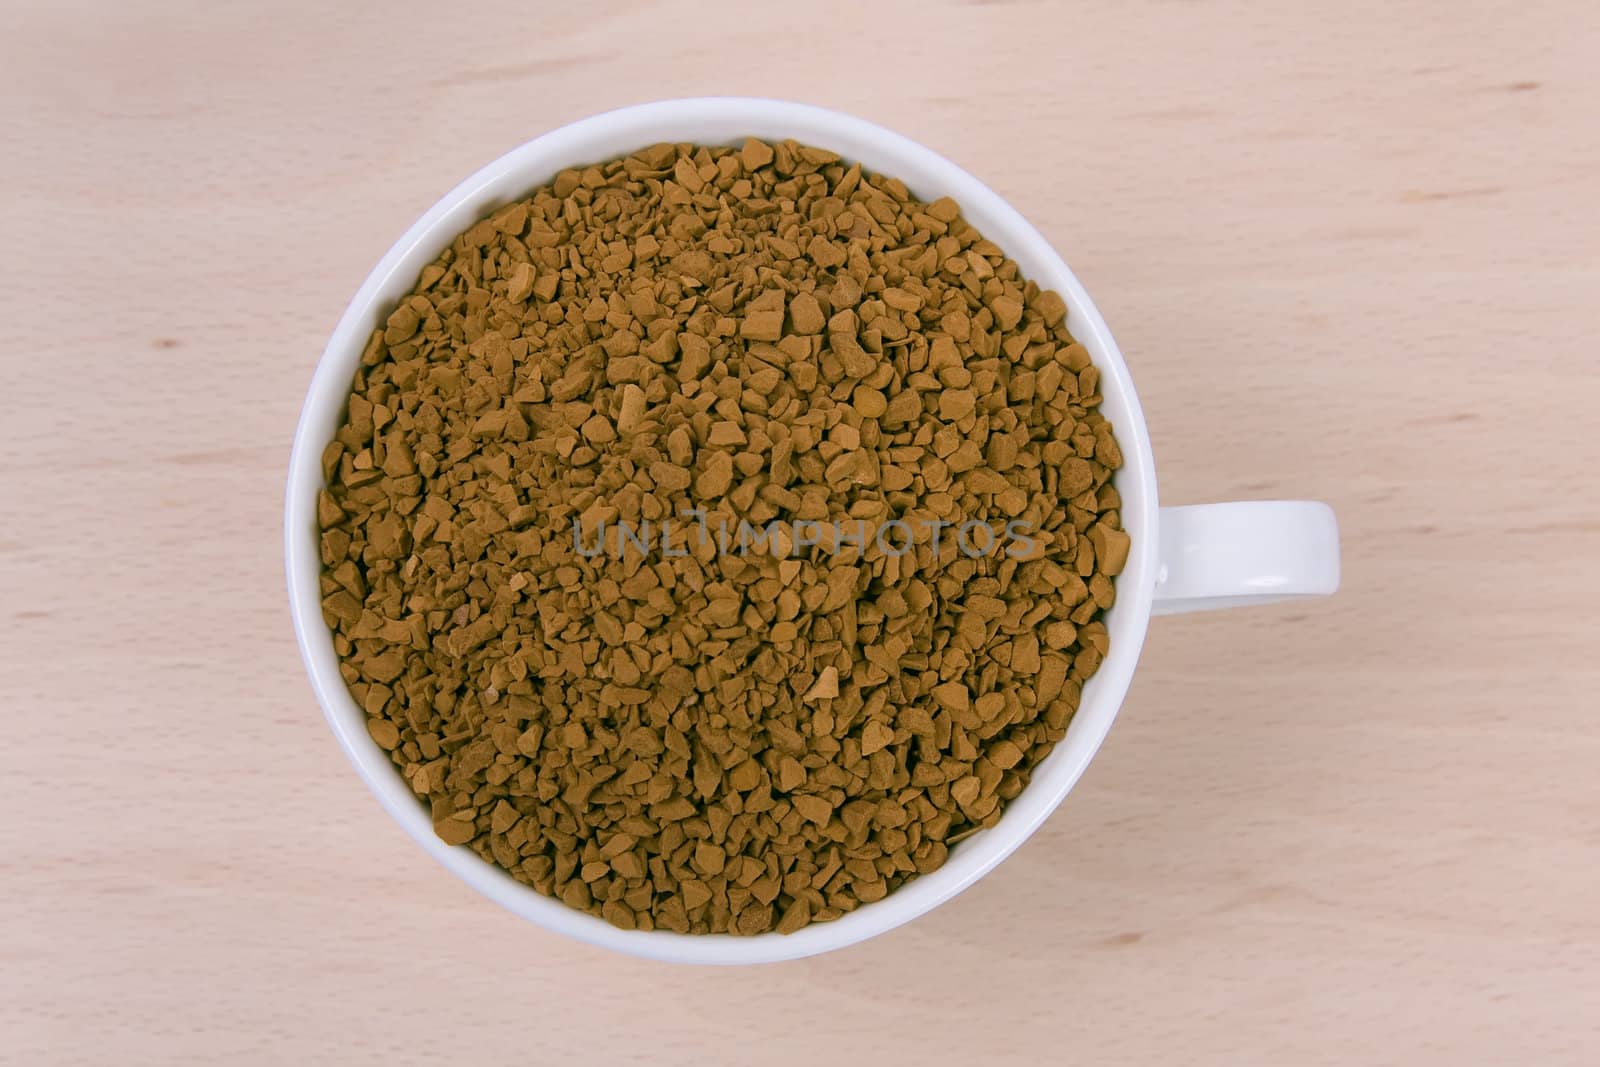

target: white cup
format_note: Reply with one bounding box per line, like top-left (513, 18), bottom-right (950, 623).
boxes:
top-left (286, 97), bottom-right (1340, 964)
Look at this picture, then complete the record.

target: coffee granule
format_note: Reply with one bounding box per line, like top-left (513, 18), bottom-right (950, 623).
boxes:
top-left (317, 138), bottom-right (1127, 935)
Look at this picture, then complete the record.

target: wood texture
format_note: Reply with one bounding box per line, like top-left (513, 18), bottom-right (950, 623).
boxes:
top-left (4, 2), bottom-right (1597, 1063)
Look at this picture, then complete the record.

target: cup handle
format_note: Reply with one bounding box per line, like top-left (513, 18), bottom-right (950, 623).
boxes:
top-left (1152, 501), bottom-right (1340, 615)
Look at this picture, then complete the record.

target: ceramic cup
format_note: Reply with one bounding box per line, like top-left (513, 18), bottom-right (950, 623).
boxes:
top-left (286, 97), bottom-right (1340, 964)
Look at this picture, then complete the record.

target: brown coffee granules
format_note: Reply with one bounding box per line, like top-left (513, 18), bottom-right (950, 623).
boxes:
top-left (317, 138), bottom-right (1128, 935)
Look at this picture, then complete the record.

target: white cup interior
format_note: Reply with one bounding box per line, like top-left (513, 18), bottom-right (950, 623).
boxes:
top-left (285, 97), bottom-right (1159, 963)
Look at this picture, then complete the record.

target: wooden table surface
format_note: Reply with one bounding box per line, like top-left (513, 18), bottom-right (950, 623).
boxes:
top-left (5, 2), bottom-right (1597, 1063)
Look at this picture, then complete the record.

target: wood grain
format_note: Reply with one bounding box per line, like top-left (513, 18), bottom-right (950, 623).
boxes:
top-left (3, 2), bottom-right (1597, 1063)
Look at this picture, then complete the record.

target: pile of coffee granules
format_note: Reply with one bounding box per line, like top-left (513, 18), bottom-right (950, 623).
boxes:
top-left (317, 139), bottom-right (1128, 935)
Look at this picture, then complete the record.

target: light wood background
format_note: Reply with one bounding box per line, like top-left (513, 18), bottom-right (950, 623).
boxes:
top-left (4, 2), bottom-right (1597, 1063)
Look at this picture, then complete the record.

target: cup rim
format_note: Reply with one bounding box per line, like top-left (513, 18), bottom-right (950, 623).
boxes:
top-left (285, 97), bottom-right (1159, 964)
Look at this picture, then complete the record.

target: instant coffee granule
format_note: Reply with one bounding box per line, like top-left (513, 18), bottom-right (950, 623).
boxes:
top-left (317, 139), bottom-right (1129, 935)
